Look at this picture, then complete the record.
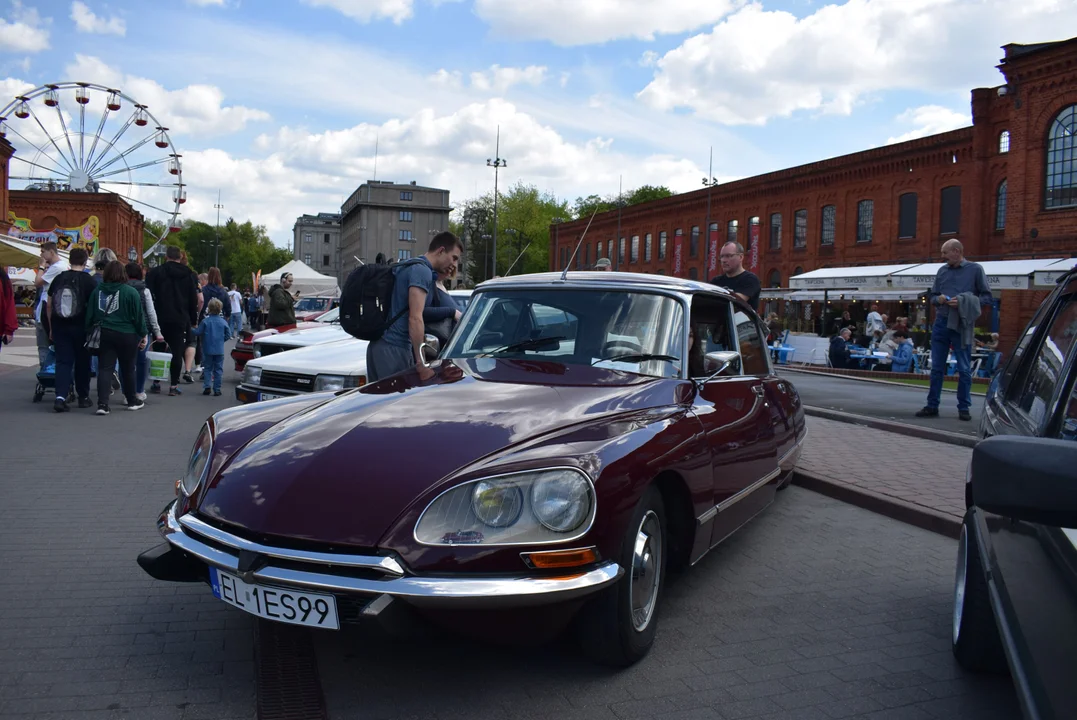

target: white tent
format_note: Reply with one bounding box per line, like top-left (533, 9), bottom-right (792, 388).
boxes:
top-left (789, 263), bottom-right (921, 289)
top-left (891, 258), bottom-right (1067, 291)
top-left (258, 259), bottom-right (339, 297)
top-left (7, 266), bottom-right (36, 285)
top-left (1033, 258), bottom-right (1077, 287)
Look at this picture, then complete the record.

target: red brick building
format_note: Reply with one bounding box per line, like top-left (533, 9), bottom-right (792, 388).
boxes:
top-left (549, 37), bottom-right (1077, 350)
top-left (8, 190), bottom-right (145, 261)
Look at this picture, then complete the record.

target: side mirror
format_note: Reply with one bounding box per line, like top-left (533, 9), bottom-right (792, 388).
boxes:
top-left (970, 435), bottom-right (1077, 528)
top-left (420, 334), bottom-right (441, 362)
top-left (703, 351), bottom-right (740, 378)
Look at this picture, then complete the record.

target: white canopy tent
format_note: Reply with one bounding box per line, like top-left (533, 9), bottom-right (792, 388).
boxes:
top-left (0, 234), bottom-right (71, 268)
top-left (6, 266), bottom-right (36, 285)
top-left (258, 259), bottom-right (339, 297)
top-left (789, 264), bottom-right (921, 289)
top-left (891, 258), bottom-right (1067, 291)
top-left (1033, 258), bottom-right (1077, 287)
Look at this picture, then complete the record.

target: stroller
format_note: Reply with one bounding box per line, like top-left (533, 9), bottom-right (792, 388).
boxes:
top-left (33, 346), bottom-right (74, 403)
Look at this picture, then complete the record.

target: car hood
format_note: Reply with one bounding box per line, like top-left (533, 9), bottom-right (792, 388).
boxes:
top-left (248, 337), bottom-right (368, 376)
top-left (259, 324), bottom-right (348, 349)
top-left (198, 358), bottom-right (685, 547)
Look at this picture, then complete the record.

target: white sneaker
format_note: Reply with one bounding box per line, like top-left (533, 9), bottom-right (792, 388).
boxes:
top-left (136, 392), bottom-right (147, 401)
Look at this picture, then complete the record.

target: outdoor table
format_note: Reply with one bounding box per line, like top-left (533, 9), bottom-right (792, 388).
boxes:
top-left (769, 345), bottom-right (796, 364)
top-left (849, 351), bottom-right (889, 370)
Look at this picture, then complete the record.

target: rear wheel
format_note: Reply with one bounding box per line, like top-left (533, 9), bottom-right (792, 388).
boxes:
top-left (952, 513), bottom-right (1008, 674)
top-left (577, 485), bottom-right (666, 666)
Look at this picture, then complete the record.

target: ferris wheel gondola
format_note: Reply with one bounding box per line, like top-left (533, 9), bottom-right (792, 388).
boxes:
top-left (0, 82), bottom-right (184, 254)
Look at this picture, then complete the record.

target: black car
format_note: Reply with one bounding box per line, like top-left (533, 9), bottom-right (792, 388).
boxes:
top-left (954, 264), bottom-right (1077, 719)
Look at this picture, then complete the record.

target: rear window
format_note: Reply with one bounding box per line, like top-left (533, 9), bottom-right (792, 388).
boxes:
top-left (1012, 287), bottom-right (1077, 428)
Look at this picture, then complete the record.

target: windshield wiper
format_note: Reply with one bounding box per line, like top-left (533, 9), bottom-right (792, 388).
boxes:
top-left (595, 353), bottom-right (680, 365)
top-left (480, 335), bottom-right (567, 356)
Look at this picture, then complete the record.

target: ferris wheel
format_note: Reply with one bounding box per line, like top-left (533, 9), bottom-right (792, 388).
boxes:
top-left (0, 81), bottom-right (184, 253)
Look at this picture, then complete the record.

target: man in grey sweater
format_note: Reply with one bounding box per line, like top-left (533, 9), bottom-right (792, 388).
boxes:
top-left (916, 239), bottom-right (992, 421)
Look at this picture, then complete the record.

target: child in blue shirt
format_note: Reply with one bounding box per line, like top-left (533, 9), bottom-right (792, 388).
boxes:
top-left (191, 298), bottom-right (232, 396)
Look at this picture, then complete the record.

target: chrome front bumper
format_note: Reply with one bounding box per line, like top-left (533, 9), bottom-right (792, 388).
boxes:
top-left (155, 501), bottom-right (622, 608)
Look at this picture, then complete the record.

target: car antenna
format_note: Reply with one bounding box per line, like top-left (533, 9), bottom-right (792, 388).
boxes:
top-left (560, 207), bottom-right (600, 281)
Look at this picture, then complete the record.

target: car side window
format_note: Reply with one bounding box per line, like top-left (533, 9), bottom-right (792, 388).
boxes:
top-left (1013, 290), bottom-right (1077, 429)
top-left (1057, 380), bottom-right (1077, 441)
top-left (734, 311), bottom-right (770, 376)
top-left (688, 295), bottom-right (734, 378)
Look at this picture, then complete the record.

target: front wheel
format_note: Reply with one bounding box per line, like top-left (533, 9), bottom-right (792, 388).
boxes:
top-left (577, 485), bottom-right (666, 666)
top-left (952, 513), bottom-right (1008, 674)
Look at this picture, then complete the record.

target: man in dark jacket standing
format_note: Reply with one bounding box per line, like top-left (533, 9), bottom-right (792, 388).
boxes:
top-left (146, 245), bottom-right (199, 396)
top-left (267, 272), bottom-right (297, 330)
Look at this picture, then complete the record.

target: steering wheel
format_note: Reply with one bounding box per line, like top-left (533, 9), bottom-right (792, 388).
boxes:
top-left (602, 340), bottom-right (643, 358)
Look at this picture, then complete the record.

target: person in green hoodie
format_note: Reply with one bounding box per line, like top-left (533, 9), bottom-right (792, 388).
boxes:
top-left (85, 260), bottom-right (148, 415)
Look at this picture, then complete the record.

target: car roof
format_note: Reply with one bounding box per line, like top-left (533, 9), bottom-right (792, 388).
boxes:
top-left (476, 271), bottom-right (735, 299)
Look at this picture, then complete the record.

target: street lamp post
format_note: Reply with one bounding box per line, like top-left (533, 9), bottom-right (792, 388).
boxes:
top-left (702, 147), bottom-right (720, 280)
top-left (486, 126), bottom-right (507, 277)
top-left (480, 233), bottom-right (492, 281)
top-left (213, 188), bottom-right (224, 268)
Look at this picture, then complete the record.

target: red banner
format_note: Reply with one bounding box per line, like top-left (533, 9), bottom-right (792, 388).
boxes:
top-left (673, 231), bottom-right (684, 276)
top-left (707, 227), bottom-right (719, 278)
top-left (748, 222), bottom-right (760, 275)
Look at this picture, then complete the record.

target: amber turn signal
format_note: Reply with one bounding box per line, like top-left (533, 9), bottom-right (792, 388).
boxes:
top-left (522, 547), bottom-right (600, 570)
top-left (174, 479), bottom-right (181, 496)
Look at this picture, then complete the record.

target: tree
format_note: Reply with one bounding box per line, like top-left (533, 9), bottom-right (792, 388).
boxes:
top-left (451, 184), bottom-right (570, 283)
top-left (571, 185), bottom-right (675, 220)
top-left (161, 218), bottom-right (289, 290)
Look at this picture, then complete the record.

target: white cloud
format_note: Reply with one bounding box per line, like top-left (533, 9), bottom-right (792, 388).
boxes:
top-left (180, 99), bottom-right (706, 244)
top-left (428, 68), bottom-right (463, 90)
top-left (469, 65), bottom-right (547, 93)
top-left (0, 1), bottom-right (50, 52)
top-left (473, 0), bottom-right (740, 45)
top-left (300, 0), bottom-right (413, 24)
top-left (64, 55), bottom-right (270, 136)
top-left (638, 0), bottom-right (1077, 125)
top-left (70, 1), bottom-right (125, 35)
top-left (886, 105), bottom-right (969, 144)
top-left (428, 65), bottom-right (548, 93)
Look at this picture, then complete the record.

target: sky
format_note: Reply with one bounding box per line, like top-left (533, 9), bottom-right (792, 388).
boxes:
top-left (0, 0), bottom-right (1074, 248)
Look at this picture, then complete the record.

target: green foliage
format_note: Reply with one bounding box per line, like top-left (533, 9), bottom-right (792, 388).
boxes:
top-left (571, 185), bottom-right (674, 221)
top-left (456, 182), bottom-right (570, 283)
top-left (164, 218), bottom-right (290, 290)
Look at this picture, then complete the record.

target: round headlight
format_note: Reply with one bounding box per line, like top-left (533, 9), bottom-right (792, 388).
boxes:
top-left (530, 471), bottom-right (591, 532)
top-left (181, 424), bottom-right (213, 497)
top-left (471, 480), bottom-right (524, 528)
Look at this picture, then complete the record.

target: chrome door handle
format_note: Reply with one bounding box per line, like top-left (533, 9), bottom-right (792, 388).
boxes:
top-left (751, 385), bottom-right (766, 396)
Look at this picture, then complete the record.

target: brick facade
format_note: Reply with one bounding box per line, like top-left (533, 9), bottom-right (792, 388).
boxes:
top-left (7, 190), bottom-right (144, 260)
top-left (550, 37), bottom-right (1077, 349)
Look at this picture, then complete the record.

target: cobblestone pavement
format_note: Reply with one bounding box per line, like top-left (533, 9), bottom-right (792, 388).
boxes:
top-left (797, 416), bottom-right (970, 523)
top-left (0, 339), bottom-right (1016, 719)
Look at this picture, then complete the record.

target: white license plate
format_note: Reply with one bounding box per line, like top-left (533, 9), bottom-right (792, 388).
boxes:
top-left (209, 567), bottom-right (339, 629)
top-left (259, 392), bottom-right (284, 401)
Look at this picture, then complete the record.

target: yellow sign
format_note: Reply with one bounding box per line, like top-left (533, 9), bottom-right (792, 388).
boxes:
top-left (7, 213), bottom-right (100, 256)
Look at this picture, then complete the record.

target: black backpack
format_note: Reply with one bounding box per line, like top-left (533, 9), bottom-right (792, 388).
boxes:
top-left (50, 272), bottom-right (85, 321)
top-left (339, 259), bottom-right (423, 341)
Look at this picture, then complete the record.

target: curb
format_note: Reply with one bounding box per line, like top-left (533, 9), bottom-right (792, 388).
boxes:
top-left (779, 366), bottom-right (988, 397)
top-left (793, 470), bottom-right (962, 539)
top-left (804, 406), bottom-right (978, 448)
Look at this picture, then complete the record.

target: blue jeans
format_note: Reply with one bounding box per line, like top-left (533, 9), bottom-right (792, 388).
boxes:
top-left (928, 319), bottom-right (972, 411)
top-left (120, 337), bottom-right (149, 396)
top-left (229, 312), bottom-right (243, 336)
top-left (203, 353), bottom-right (224, 392)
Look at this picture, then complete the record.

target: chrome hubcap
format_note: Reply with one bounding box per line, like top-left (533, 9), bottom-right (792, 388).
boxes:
top-left (953, 525), bottom-right (968, 645)
top-left (630, 510), bottom-right (662, 632)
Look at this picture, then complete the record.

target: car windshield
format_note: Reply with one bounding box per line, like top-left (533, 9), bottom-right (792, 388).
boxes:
top-left (443, 288), bottom-right (686, 378)
top-left (316, 307), bottom-right (339, 323)
top-left (295, 297), bottom-right (329, 312)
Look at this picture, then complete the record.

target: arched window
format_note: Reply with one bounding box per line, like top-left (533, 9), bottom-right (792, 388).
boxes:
top-left (768, 269), bottom-right (781, 287)
top-left (999, 130), bottom-right (1010, 154)
top-left (793, 266), bottom-right (804, 278)
top-left (996, 180), bottom-right (1007, 230)
top-left (688, 267), bottom-right (699, 280)
top-left (1046, 105), bottom-right (1077, 209)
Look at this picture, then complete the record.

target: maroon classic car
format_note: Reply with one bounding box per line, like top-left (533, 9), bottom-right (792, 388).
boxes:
top-left (139, 272), bottom-right (805, 665)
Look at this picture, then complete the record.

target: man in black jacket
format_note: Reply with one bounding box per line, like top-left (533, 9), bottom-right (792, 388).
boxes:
top-left (146, 246), bottom-right (199, 395)
top-left (829, 328), bottom-right (853, 369)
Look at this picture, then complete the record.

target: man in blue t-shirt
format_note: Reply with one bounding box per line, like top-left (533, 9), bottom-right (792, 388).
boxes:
top-left (366, 231), bottom-right (464, 383)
